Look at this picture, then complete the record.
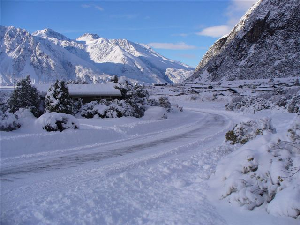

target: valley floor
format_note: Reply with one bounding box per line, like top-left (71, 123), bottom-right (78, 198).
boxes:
top-left (0, 99), bottom-right (298, 224)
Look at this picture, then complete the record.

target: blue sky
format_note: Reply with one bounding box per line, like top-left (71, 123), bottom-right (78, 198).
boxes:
top-left (1, 0), bottom-right (257, 67)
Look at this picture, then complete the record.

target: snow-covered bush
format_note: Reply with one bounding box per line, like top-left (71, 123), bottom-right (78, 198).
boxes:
top-left (8, 75), bottom-right (43, 117)
top-left (110, 75), bottom-right (118, 83)
top-left (115, 81), bottom-right (150, 118)
top-left (37, 113), bottom-right (79, 132)
top-left (158, 97), bottom-right (172, 112)
top-left (0, 91), bottom-right (10, 113)
top-left (80, 101), bottom-right (99, 118)
top-left (225, 96), bottom-right (272, 113)
top-left (287, 116), bottom-right (300, 144)
top-left (225, 118), bottom-right (275, 145)
top-left (45, 80), bottom-right (73, 115)
top-left (149, 97), bottom-right (182, 113)
top-left (116, 81), bottom-right (149, 101)
top-left (72, 98), bottom-right (83, 115)
top-left (0, 111), bottom-right (21, 131)
top-left (287, 94), bottom-right (300, 114)
top-left (226, 88), bottom-right (300, 114)
top-left (211, 116), bottom-right (300, 219)
top-left (80, 99), bottom-right (140, 119)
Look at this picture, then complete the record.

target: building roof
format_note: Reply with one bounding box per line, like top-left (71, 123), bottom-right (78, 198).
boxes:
top-left (68, 84), bottom-right (121, 97)
top-left (34, 83), bottom-right (121, 97)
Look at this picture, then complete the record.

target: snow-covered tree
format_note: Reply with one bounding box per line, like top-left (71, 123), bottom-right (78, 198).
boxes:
top-left (158, 97), bottom-right (172, 112)
top-left (45, 80), bottom-right (73, 114)
top-left (111, 75), bottom-right (118, 83)
top-left (8, 75), bottom-right (42, 117)
top-left (115, 81), bottom-right (150, 118)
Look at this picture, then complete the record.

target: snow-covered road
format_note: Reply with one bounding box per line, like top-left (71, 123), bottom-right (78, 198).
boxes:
top-left (1, 106), bottom-right (298, 225)
top-left (0, 112), bottom-right (227, 178)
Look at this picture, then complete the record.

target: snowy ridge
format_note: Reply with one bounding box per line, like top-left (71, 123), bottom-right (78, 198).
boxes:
top-left (0, 26), bottom-right (109, 85)
top-left (0, 25), bottom-right (194, 85)
top-left (190, 0), bottom-right (300, 82)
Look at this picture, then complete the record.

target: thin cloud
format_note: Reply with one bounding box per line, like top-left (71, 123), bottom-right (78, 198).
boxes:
top-left (172, 33), bottom-right (189, 37)
top-left (81, 4), bottom-right (104, 11)
top-left (196, 0), bottom-right (257, 38)
top-left (95, 6), bottom-right (104, 11)
top-left (82, 4), bottom-right (91, 8)
top-left (196, 25), bottom-right (232, 38)
top-left (148, 42), bottom-right (196, 50)
top-left (110, 14), bottom-right (138, 19)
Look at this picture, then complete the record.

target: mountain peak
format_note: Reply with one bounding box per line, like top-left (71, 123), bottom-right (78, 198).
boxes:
top-left (32, 28), bottom-right (69, 41)
top-left (77, 33), bottom-right (100, 41)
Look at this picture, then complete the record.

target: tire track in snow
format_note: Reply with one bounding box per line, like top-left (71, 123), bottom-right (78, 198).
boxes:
top-left (0, 113), bottom-right (227, 178)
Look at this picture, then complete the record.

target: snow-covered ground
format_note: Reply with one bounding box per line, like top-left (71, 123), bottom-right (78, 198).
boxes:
top-left (1, 94), bottom-right (299, 224)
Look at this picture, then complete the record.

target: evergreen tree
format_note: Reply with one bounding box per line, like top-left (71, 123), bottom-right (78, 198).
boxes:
top-left (45, 80), bottom-right (73, 114)
top-left (111, 75), bottom-right (119, 83)
top-left (8, 75), bottom-right (41, 117)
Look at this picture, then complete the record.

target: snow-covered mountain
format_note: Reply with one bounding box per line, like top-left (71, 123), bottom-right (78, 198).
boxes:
top-left (189, 0), bottom-right (300, 82)
top-left (0, 26), bottom-right (193, 85)
top-left (0, 26), bottom-right (107, 85)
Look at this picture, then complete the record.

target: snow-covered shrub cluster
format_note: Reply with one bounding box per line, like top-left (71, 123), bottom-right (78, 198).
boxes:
top-left (79, 80), bottom-right (152, 119)
top-left (143, 106), bottom-right (168, 120)
top-left (0, 111), bottom-right (21, 131)
top-left (80, 82), bottom-right (181, 119)
top-left (212, 117), bottom-right (300, 219)
top-left (148, 96), bottom-right (183, 113)
top-left (36, 113), bottom-right (79, 132)
top-left (115, 81), bottom-right (150, 118)
top-left (80, 99), bottom-right (139, 119)
top-left (189, 92), bottom-right (226, 102)
top-left (2, 77), bottom-right (180, 132)
top-left (225, 96), bottom-right (272, 112)
top-left (226, 87), bottom-right (300, 113)
top-left (225, 118), bottom-right (275, 145)
top-left (148, 97), bottom-right (171, 111)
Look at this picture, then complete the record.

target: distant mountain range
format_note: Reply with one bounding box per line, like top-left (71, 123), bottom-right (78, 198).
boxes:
top-left (0, 26), bottom-right (194, 85)
top-left (189, 0), bottom-right (300, 82)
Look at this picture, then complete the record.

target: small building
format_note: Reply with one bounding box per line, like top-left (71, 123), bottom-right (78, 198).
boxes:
top-left (68, 84), bottom-right (122, 103)
top-left (35, 83), bottom-right (122, 103)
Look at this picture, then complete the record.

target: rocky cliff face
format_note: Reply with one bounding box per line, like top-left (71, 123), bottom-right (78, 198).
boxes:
top-left (190, 0), bottom-right (300, 82)
top-left (0, 26), bottom-right (193, 85)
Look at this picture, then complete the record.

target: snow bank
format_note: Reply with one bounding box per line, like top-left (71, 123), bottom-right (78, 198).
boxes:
top-left (0, 111), bottom-right (21, 131)
top-left (267, 186), bottom-right (300, 218)
top-left (36, 113), bottom-right (79, 132)
top-left (211, 116), bottom-right (300, 219)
